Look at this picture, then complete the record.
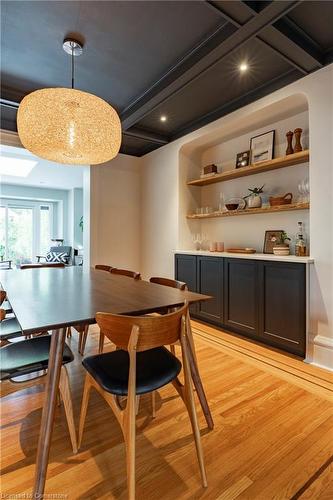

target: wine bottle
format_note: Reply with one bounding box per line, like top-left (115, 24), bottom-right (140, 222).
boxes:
top-left (295, 221), bottom-right (307, 256)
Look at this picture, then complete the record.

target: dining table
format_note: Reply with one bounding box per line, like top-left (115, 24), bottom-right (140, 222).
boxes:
top-left (0, 266), bottom-right (213, 498)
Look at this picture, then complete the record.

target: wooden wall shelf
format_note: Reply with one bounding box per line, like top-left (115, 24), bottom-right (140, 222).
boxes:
top-left (187, 150), bottom-right (309, 187)
top-left (187, 202), bottom-right (310, 219)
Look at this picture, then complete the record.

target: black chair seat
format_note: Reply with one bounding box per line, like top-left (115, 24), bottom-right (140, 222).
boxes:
top-left (83, 347), bottom-right (182, 396)
top-left (0, 317), bottom-right (22, 340)
top-left (0, 335), bottom-right (74, 381)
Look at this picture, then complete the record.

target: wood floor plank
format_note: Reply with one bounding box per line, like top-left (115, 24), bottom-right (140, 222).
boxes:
top-left (1, 323), bottom-right (332, 499)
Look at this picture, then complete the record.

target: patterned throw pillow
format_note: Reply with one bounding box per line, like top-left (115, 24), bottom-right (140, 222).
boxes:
top-left (46, 252), bottom-right (69, 264)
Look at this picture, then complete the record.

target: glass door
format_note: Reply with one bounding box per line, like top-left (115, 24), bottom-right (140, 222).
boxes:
top-left (7, 206), bottom-right (34, 265)
top-left (0, 200), bottom-right (54, 267)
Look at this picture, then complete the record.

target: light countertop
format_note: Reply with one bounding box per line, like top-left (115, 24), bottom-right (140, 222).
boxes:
top-left (174, 250), bottom-right (314, 264)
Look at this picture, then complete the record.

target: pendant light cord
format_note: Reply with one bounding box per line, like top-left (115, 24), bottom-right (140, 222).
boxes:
top-left (71, 45), bottom-right (75, 89)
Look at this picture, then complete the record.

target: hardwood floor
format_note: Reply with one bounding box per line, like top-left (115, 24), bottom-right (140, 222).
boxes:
top-left (1, 322), bottom-right (332, 499)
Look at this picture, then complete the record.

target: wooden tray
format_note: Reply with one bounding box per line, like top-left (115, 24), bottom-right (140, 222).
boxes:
top-left (226, 248), bottom-right (256, 254)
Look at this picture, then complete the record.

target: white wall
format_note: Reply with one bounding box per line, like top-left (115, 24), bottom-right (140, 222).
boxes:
top-left (140, 64), bottom-right (333, 370)
top-left (89, 153), bottom-right (142, 271)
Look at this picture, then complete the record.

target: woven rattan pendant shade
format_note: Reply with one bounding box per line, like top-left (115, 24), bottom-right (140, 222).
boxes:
top-left (17, 87), bottom-right (121, 165)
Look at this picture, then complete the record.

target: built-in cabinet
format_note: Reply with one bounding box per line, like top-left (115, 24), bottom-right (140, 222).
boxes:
top-left (224, 258), bottom-right (259, 337)
top-left (175, 254), bottom-right (306, 357)
top-left (196, 257), bottom-right (223, 324)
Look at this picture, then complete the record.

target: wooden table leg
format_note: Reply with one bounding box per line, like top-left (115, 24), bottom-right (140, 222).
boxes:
top-left (186, 312), bottom-right (214, 430)
top-left (33, 327), bottom-right (66, 497)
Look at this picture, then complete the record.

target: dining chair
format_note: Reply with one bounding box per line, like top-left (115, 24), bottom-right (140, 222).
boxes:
top-left (95, 264), bottom-right (113, 272)
top-left (66, 264), bottom-right (114, 353)
top-left (149, 277), bottom-right (187, 291)
top-left (97, 268), bottom-right (142, 355)
top-left (110, 268), bottom-right (141, 280)
top-left (0, 309), bottom-right (78, 453)
top-left (78, 304), bottom-right (207, 499)
top-left (20, 263), bottom-right (65, 269)
top-left (148, 276), bottom-right (213, 427)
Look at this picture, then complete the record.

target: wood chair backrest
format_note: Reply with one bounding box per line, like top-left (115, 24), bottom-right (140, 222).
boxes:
top-left (150, 277), bottom-right (188, 291)
top-left (96, 303), bottom-right (187, 352)
top-left (0, 290), bottom-right (6, 306)
top-left (95, 264), bottom-right (113, 272)
top-left (110, 268), bottom-right (141, 280)
top-left (0, 309), bottom-right (5, 322)
top-left (20, 263), bottom-right (65, 269)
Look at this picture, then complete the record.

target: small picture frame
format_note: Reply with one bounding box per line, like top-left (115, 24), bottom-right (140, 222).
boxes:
top-left (235, 150), bottom-right (250, 168)
top-left (250, 130), bottom-right (275, 164)
top-left (263, 230), bottom-right (284, 254)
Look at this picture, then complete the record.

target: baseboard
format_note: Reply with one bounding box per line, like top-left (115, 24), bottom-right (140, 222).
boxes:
top-left (309, 334), bottom-right (333, 372)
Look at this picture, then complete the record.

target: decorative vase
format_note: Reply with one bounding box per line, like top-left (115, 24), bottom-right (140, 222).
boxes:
top-left (247, 194), bottom-right (262, 208)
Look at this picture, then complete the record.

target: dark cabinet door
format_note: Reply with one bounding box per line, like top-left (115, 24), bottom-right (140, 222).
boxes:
top-left (174, 254), bottom-right (198, 313)
top-left (258, 262), bottom-right (306, 357)
top-left (223, 258), bottom-right (259, 337)
top-left (196, 257), bottom-right (223, 324)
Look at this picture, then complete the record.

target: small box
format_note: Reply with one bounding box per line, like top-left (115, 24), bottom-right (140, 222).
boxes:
top-left (203, 164), bottom-right (217, 175)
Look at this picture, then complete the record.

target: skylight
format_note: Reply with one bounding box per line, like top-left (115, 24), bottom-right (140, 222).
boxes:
top-left (0, 156), bottom-right (37, 177)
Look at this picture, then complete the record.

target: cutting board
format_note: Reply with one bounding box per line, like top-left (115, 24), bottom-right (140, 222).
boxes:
top-left (226, 248), bottom-right (256, 254)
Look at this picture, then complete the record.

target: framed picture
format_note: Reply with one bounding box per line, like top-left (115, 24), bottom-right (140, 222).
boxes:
top-left (250, 130), bottom-right (275, 164)
top-left (235, 150), bottom-right (250, 168)
top-left (263, 230), bottom-right (283, 254)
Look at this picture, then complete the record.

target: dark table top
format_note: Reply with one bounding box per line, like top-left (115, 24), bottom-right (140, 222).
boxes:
top-left (0, 267), bottom-right (210, 334)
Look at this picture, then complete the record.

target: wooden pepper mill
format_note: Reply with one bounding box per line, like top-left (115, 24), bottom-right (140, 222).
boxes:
top-left (294, 128), bottom-right (303, 152)
top-left (286, 131), bottom-right (294, 155)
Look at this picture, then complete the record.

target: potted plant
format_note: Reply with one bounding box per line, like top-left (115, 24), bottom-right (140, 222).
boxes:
top-left (244, 185), bottom-right (265, 208)
top-left (273, 231), bottom-right (291, 256)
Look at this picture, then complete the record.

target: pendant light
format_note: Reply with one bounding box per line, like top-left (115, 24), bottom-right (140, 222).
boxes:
top-left (17, 39), bottom-right (121, 165)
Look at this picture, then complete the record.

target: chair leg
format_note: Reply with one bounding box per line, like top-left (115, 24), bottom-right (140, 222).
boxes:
top-left (135, 395), bottom-right (140, 416)
top-left (78, 374), bottom-right (93, 449)
top-left (181, 334), bottom-right (207, 488)
top-left (98, 331), bottom-right (105, 354)
top-left (123, 390), bottom-right (136, 500)
top-left (66, 327), bottom-right (72, 338)
top-left (151, 391), bottom-right (156, 418)
top-left (59, 366), bottom-right (78, 454)
top-left (78, 330), bottom-right (83, 354)
top-left (79, 325), bottom-right (89, 356)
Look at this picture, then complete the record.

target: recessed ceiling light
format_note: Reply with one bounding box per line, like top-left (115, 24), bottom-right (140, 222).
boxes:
top-left (160, 115), bottom-right (167, 122)
top-left (239, 62), bottom-right (248, 72)
top-left (0, 156), bottom-right (37, 177)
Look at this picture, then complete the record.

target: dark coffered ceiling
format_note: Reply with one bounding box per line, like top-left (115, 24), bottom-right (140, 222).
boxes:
top-left (1, 1), bottom-right (333, 157)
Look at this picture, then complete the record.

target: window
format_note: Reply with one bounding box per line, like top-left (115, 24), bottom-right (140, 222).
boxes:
top-left (0, 200), bottom-right (53, 267)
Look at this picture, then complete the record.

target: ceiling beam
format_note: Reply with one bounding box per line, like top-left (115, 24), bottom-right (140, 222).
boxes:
top-left (0, 98), bottom-right (19, 109)
top-left (121, 1), bottom-right (301, 131)
top-left (171, 68), bottom-right (302, 141)
top-left (123, 127), bottom-right (168, 145)
top-left (206, 0), bottom-right (308, 75)
top-left (242, 1), bottom-right (324, 70)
